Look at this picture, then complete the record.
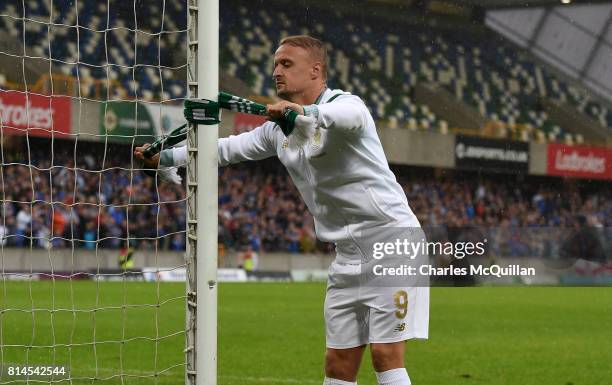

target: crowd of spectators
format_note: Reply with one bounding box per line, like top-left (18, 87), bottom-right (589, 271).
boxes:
top-left (0, 139), bottom-right (186, 252)
top-left (1, 140), bottom-right (610, 259)
top-left (400, 170), bottom-right (610, 259)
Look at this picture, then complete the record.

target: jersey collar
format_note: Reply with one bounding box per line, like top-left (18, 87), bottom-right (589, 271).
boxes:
top-left (314, 88), bottom-right (330, 105)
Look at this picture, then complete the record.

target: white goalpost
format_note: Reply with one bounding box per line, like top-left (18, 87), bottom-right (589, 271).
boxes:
top-left (0, 0), bottom-right (218, 384)
top-left (186, 1), bottom-right (218, 385)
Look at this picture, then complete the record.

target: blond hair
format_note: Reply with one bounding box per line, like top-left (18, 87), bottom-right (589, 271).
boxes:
top-left (279, 35), bottom-right (327, 80)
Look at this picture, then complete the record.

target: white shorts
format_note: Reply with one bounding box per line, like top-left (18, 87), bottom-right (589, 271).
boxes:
top-left (324, 261), bottom-right (430, 349)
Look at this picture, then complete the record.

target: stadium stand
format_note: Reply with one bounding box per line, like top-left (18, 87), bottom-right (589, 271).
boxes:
top-left (1, 140), bottom-right (610, 254)
top-left (0, 0), bottom-right (187, 101)
top-left (1, 139), bottom-right (187, 251)
top-left (217, 0), bottom-right (612, 141)
top-left (2, 0), bottom-right (611, 141)
top-left (0, 1), bottom-right (610, 254)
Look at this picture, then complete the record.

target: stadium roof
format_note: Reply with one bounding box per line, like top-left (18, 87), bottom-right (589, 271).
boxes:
top-left (487, 3), bottom-right (612, 102)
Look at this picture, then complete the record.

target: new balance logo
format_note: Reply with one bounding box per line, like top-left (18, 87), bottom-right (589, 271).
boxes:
top-left (394, 323), bottom-right (406, 332)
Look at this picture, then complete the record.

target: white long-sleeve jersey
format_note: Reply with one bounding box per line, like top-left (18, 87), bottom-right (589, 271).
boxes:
top-left (165, 89), bottom-right (420, 261)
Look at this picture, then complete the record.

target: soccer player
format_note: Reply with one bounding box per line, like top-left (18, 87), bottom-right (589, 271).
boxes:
top-left (118, 244), bottom-right (135, 270)
top-left (135, 35), bottom-right (429, 385)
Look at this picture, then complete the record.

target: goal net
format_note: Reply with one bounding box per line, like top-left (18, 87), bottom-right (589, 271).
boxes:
top-left (0, 0), bottom-right (213, 383)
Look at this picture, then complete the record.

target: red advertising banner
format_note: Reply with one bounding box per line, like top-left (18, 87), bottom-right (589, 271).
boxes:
top-left (0, 90), bottom-right (71, 137)
top-left (547, 143), bottom-right (612, 180)
top-left (234, 112), bottom-right (267, 134)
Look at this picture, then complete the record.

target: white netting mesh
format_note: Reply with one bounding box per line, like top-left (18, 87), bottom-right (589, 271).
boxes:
top-left (0, 0), bottom-right (191, 383)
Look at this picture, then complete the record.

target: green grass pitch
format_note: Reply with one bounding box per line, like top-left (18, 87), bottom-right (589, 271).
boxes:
top-left (0, 281), bottom-right (610, 384)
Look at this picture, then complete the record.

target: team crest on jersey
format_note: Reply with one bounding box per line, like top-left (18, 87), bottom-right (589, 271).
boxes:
top-left (282, 139), bottom-right (289, 149)
top-left (313, 129), bottom-right (321, 145)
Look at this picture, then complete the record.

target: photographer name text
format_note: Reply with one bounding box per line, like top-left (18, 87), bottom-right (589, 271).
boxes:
top-left (373, 264), bottom-right (536, 278)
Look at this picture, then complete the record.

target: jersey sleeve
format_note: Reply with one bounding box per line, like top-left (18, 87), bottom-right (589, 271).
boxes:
top-left (157, 123), bottom-right (278, 168)
top-left (159, 146), bottom-right (188, 167)
top-left (218, 123), bottom-right (278, 166)
top-left (311, 94), bottom-right (369, 135)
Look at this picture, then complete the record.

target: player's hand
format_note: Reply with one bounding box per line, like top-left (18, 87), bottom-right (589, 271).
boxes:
top-left (134, 143), bottom-right (160, 169)
top-left (266, 101), bottom-right (304, 121)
